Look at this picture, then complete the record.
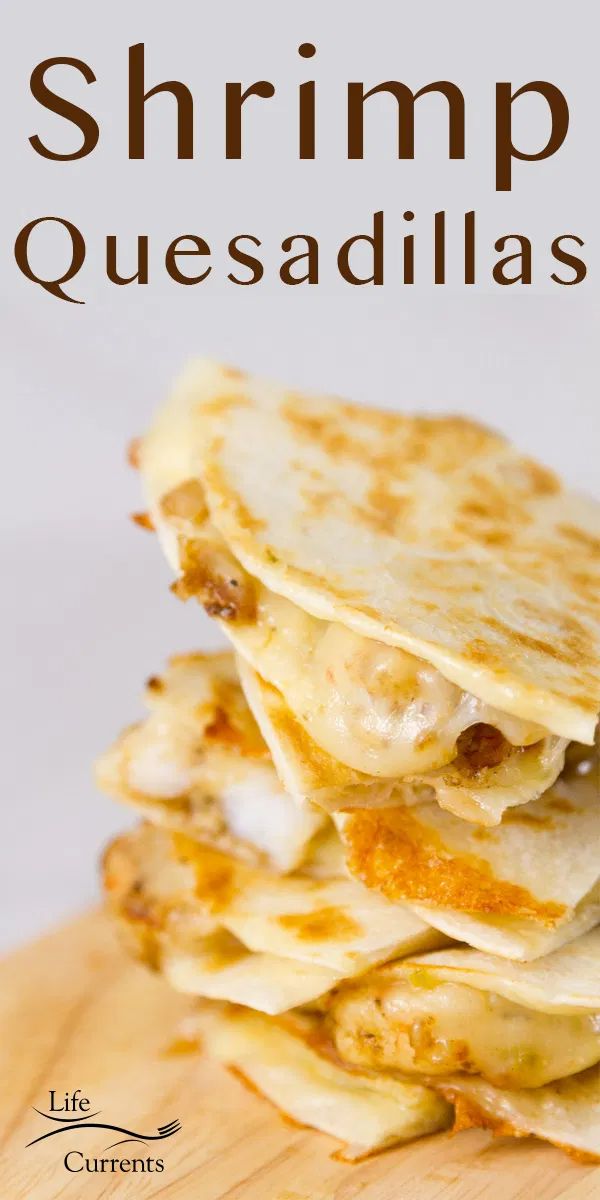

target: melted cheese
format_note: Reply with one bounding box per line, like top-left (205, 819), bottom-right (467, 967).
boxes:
top-left (145, 481), bottom-right (568, 805)
top-left (227, 584), bottom-right (551, 779)
top-left (329, 975), bottom-right (600, 1089)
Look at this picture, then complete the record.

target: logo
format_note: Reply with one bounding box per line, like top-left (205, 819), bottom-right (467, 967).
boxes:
top-left (27, 1090), bottom-right (181, 1174)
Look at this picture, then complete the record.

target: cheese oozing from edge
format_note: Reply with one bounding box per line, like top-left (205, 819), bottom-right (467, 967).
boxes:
top-left (223, 573), bottom-right (558, 778)
top-left (171, 519), bottom-right (557, 782)
top-left (328, 973), bottom-right (600, 1089)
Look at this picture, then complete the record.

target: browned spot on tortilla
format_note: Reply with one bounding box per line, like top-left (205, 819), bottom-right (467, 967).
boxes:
top-left (203, 455), bottom-right (266, 537)
top-left (445, 1092), bottom-right (529, 1140)
top-left (163, 1035), bottom-right (203, 1057)
top-left (520, 458), bottom-right (561, 496)
top-left (198, 931), bottom-right (249, 971)
top-left (410, 1026), bottom-right (475, 1075)
top-left (558, 524), bottom-right (600, 556)
top-left (281, 399), bottom-right (498, 482)
top-left (341, 808), bottom-right (566, 924)
top-left (464, 527), bottom-right (512, 547)
top-left (352, 482), bottom-right (410, 536)
top-left (201, 393), bottom-right (250, 419)
top-left (115, 914), bottom-right (162, 972)
top-left (481, 614), bottom-right (598, 678)
top-left (462, 639), bottom-right (508, 674)
top-left (160, 479), bottom-right (209, 524)
top-left (172, 537), bottom-right (256, 621)
top-left (101, 834), bottom-right (140, 898)
top-left (277, 906), bottom-right (362, 943)
top-left (222, 365), bottom-right (246, 380)
top-left (127, 436), bottom-right (142, 468)
top-left (547, 796), bottom-right (575, 814)
top-left (204, 697), bottom-right (268, 760)
top-left (300, 486), bottom-right (338, 517)
top-left (172, 836), bottom-right (237, 912)
top-left (501, 810), bottom-right (555, 829)
top-left (439, 1088), bottom-right (600, 1162)
top-left (131, 511), bottom-right (155, 531)
top-left (132, 791), bottom-right (192, 816)
top-left (568, 571), bottom-right (599, 606)
top-left (169, 650), bottom-right (232, 670)
top-left (100, 835), bottom-right (168, 969)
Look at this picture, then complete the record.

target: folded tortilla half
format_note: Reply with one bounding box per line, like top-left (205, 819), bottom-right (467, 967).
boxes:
top-left (137, 360), bottom-right (600, 824)
top-left (102, 823), bottom-right (444, 1012)
top-left (237, 658), bottom-right (571, 826)
top-left (190, 1004), bottom-right (452, 1161)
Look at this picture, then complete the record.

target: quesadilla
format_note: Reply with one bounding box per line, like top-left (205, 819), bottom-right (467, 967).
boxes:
top-left (96, 651), bottom-right (325, 872)
top-left (185, 1003), bottom-right (600, 1162)
top-left (102, 822), bottom-right (445, 1012)
top-left (137, 360), bottom-right (600, 826)
top-left (96, 360), bottom-right (600, 1166)
top-left (101, 822), bottom-right (600, 1160)
top-left (98, 650), bottom-right (600, 960)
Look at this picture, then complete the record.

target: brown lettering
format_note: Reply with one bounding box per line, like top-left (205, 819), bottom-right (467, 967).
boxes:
top-left (165, 236), bottom-right (211, 283)
top-left (29, 58), bottom-right (98, 160)
top-left (348, 80), bottom-right (465, 159)
top-left (225, 82), bottom-right (275, 158)
top-left (495, 81), bottom-right (569, 191)
top-left (128, 43), bottom-right (194, 159)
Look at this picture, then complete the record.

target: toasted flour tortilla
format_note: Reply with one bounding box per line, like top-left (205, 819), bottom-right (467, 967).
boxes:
top-left (140, 360), bottom-right (600, 744)
top-left (435, 1067), bottom-right (600, 1160)
top-left (191, 1004), bottom-right (451, 1160)
top-left (172, 833), bottom-right (445, 974)
top-left (96, 651), bottom-right (325, 872)
top-left (102, 824), bottom-right (445, 1007)
top-left (220, 676), bottom-right (599, 949)
top-left (409, 886), bottom-right (600, 962)
top-left (237, 657), bottom-right (568, 825)
top-left (162, 940), bottom-right (344, 1013)
top-left (103, 824), bottom-right (343, 1012)
top-left (398, 927), bottom-right (600, 1014)
top-left (335, 760), bottom-right (600, 926)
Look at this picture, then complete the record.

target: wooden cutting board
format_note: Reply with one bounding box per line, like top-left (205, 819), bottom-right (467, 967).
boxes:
top-left (1, 911), bottom-right (598, 1200)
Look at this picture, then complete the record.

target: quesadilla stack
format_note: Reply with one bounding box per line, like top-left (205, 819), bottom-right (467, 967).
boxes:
top-left (97, 360), bottom-right (600, 1162)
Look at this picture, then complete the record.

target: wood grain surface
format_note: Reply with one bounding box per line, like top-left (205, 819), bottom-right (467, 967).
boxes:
top-left (1, 910), bottom-right (599, 1200)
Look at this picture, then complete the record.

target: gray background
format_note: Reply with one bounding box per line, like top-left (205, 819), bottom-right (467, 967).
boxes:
top-left (1, 0), bottom-right (598, 950)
